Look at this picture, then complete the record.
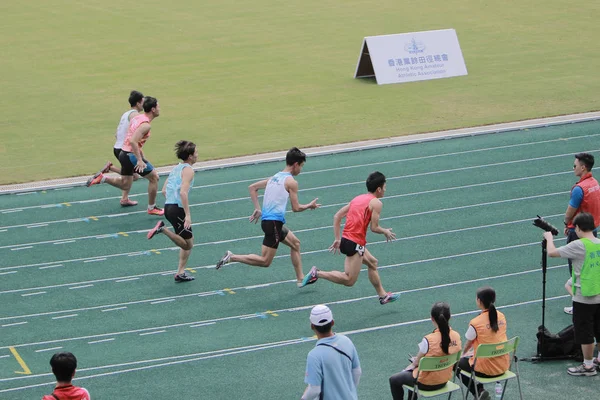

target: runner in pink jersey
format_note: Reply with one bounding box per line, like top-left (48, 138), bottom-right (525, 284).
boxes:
top-left (301, 171), bottom-right (399, 305)
top-left (42, 352), bottom-right (91, 400)
top-left (86, 96), bottom-right (164, 216)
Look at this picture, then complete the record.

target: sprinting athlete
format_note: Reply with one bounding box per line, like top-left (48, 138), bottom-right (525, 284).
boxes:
top-left (147, 140), bottom-right (198, 282)
top-left (216, 147), bottom-right (320, 286)
top-left (86, 96), bottom-right (164, 216)
top-left (301, 171), bottom-right (399, 305)
top-left (98, 90), bottom-right (144, 207)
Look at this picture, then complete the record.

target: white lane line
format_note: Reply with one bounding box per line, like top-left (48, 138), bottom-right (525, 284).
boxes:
top-left (39, 264), bottom-right (63, 270)
top-left (53, 240), bottom-right (76, 245)
top-left (115, 278), bottom-right (140, 283)
top-left (26, 224), bottom-right (48, 229)
top-left (51, 314), bottom-right (78, 320)
top-left (16, 192), bottom-right (36, 196)
top-left (10, 246), bottom-right (32, 251)
top-left (35, 347), bottom-right (63, 353)
top-left (0, 229), bottom-right (7, 232)
top-left (21, 292), bottom-right (46, 297)
top-left (0, 271), bottom-right (17, 275)
top-left (0, 355), bottom-right (9, 359)
top-left (68, 285), bottom-right (93, 290)
top-left (2, 321), bottom-right (28, 327)
top-left (83, 258), bottom-right (106, 263)
top-left (101, 307), bottom-right (127, 312)
top-left (88, 338), bottom-right (115, 344)
top-left (139, 330), bottom-right (166, 336)
top-left (150, 299), bottom-right (175, 305)
top-left (245, 283), bottom-right (272, 289)
top-left (2, 209), bottom-right (23, 213)
top-left (189, 322), bottom-right (216, 328)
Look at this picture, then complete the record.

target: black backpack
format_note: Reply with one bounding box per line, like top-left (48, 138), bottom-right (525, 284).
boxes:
top-left (536, 325), bottom-right (582, 359)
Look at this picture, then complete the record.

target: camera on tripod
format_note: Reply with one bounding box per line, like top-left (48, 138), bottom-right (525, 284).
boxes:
top-left (533, 215), bottom-right (559, 236)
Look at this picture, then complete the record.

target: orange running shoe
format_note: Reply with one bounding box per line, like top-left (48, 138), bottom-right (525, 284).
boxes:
top-left (86, 173), bottom-right (104, 187)
top-left (147, 206), bottom-right (164, 216)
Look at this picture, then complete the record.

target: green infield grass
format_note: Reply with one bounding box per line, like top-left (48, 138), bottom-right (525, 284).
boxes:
top-left (1, 0), bottom-right (599, 184)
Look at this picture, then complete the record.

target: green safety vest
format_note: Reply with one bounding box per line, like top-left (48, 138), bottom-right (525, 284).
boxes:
top-left (574, 238), bottom-right (600, 296)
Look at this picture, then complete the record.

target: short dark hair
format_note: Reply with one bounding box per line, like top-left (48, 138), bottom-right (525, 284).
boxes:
top-left (366, 171), bottom-right (386, 193)
top-left (50, 352), bottom-right (77, 382)
top-left (313, 321), bottom-right (333, 334)
top-left (286, 147), bottom-right (306, 166)
top-left (143, 96), bottom-right (158, 112)
top-left (573, 212), bottom-right (596, 232)
top-left (128, 90), bottom-right (144, 107)
top-left (575, 153), bottom-right (595, 170)
top-left (175, 140), bottom-right (197, 161)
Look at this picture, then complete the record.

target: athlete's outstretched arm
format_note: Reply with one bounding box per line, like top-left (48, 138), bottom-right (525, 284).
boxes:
top-left (248, 179), bottom-right (268, 223)
top-left (286, 178), bottom-right (320, 212)
top-left (328, 204), bottom-right (350, 253)
top-left (370, 199), bottom-right (395, 241)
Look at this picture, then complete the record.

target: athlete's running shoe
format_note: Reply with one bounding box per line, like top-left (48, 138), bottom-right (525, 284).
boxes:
top-left (147, 206), bottom-right (164, 216)
top-left (174, 272), bottom-right (195, 283)
top-left (216, 251), bottom-right (232, 270)
top-left (379, 292), bottom-right (400, 305)
top-left (147, 221), bottom-right (164, 239)
top-left (120, 198), bottom-right (138, 207)
top-left (300, 266), bottom-right (319, 287)
top-left (86, 173), bottom-right (104, 187)
top-left (101, 161), bottom-right (112, 173)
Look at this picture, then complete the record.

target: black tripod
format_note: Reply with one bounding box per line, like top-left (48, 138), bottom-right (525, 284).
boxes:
top-left (521, 237), bottom-right (578, 362)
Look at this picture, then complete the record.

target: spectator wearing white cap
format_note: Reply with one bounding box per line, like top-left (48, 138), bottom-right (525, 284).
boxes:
top-left (301, 305), bottom-right (361, 400)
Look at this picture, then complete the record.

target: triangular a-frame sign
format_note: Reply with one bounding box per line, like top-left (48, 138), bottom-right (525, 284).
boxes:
top-left (354, 39), bottom-right (375, 79)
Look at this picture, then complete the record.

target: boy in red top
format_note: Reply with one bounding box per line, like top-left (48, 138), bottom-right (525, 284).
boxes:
top-left (301, 171), bottom-right (399, 304)
top-left (42, 352), bottom-right (90, 400)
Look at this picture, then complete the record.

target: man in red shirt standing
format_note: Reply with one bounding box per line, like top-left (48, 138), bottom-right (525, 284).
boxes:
top-left (301, 171), bottom-right (399, 304)
top-left (42, 352), bottom-right (90, 400)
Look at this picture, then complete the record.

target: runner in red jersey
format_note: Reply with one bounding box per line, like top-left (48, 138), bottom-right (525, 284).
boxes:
top-left (301, 171), bottom-right (399, 304)
top-left (42, 352), bottom-right (90, 400)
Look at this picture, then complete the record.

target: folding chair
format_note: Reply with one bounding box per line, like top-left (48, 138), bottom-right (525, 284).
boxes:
top-left (460, 336), bottom-right (523, 400)
top-left (406, 350), bottom-right (463, 399)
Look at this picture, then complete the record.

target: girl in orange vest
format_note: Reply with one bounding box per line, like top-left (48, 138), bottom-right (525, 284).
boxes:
top-left (458, 287), bottom-right (509, 400)
top-left (389, 302), bottom-right (462, 399)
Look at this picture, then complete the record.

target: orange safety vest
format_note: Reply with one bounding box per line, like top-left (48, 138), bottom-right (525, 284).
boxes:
top-left (468, 310), bottom-right (509, 376)
top-left (413, 328), bottom-right (462, 385)
top-left (569, 173), bottom-right (600, 228)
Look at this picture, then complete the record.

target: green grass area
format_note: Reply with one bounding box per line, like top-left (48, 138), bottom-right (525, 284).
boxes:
top-left (1, 0), bottom-right (600, 184)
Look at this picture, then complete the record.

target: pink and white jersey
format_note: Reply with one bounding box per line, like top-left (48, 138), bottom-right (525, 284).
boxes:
top-left (121, 114), bottom-right (151, 152)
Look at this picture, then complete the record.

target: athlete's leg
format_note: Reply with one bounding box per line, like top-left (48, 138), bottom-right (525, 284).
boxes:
top-left (363, 248), bottom-right (387, 297)
top-left (104, 175), bottom-right (133, 191)
top-left (146, 170), bottom-right (159, 207)
top-left (230, 245), bottom-right (277, 267)
top-left (281, 231), bottom-right (303, 282)
top-left (316, 253), bottom-right (362, 286)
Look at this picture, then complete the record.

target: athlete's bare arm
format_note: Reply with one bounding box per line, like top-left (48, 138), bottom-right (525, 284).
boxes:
top-left (180, 167), bottom-right (194, 229)
top-left (248, 179), bottom-right (268, 223)
top-left (161, 178), bottom-right (168, 197)
top-left (130, 124), bottom-right (151, 173)
top-left (369, 198), bottom-right (395, 241)
top-left (328, 203), bottom-right (350, 253)
top-left (286, 177), bottom-right (320, 212)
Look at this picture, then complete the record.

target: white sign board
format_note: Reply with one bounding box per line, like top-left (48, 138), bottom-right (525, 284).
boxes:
top-left (354, 29), bottom-right (468, 85)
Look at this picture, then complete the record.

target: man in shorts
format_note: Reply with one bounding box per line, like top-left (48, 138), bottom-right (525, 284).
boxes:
top-left (97, 90), bottom-right (144, 207)
top-left (42, 352), bottom-right (90, 400)
top-left (301, 171), bottom-right (399, 305)
top-left (86, 96), bottom-right (164, 216)
top-left (215, 147), bottom-right (320, 286)
top-left (147, 141), bottom-right (198, 282)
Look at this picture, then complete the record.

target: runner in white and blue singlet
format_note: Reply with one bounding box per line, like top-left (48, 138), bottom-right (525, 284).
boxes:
top-left (216, 147), bottom-right (321, 286)
top-left (147, 140), bottom-right (198, 283)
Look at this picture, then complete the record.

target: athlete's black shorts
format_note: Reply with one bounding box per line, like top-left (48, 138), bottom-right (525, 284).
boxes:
top-left (261, 220), bottom-right (289, 249)
top-left (118, 150), bottom-right (154, 177)
top-left (339, 237), bottom-right (365, 257)
top-left (164, 204), bottom-right (193, 240)
top-left (113, 147), bottom-right (121, 160)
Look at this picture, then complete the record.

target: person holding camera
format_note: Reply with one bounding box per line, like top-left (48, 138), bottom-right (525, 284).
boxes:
top-left (562, 153), bottom-right (600, 315)
top-left (545, 212), bottom-right (600, 376)
top-left (389, 302), bottom-right (462, 400)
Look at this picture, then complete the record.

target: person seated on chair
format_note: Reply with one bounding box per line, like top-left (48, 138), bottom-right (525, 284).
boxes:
top-left (457, 287), bottom-right (508, 400)
top-left (545, 211), bottom-right (600, 376)
top-left (389, 302), bottom-right (462, 400)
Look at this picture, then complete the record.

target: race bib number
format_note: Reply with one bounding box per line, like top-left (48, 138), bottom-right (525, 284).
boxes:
top-left (355, 244), bottom-right (365, 256)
